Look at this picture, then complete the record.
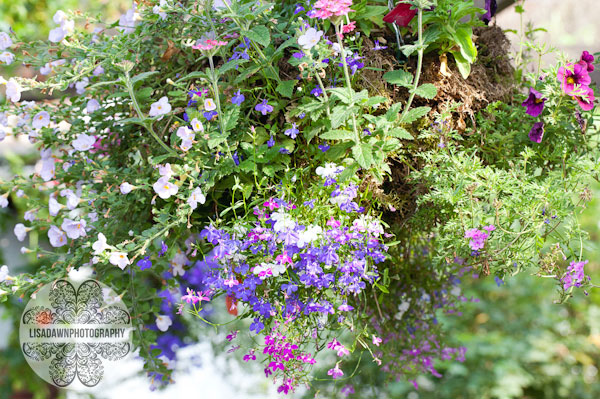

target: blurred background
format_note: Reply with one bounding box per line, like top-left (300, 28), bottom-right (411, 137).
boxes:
top-left (1, 0), bottom-right (600, 398)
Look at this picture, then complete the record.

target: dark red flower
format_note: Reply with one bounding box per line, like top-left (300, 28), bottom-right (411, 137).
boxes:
top-left (383, 3), bottom-right (417, 27)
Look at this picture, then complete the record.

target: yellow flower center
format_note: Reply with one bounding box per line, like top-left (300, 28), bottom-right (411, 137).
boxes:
top-left (39, 116), bottom-right (43, 120)
top-left (163, 185), bottom-right (170, 190)
top-left (535, 98), bottom-right (543, 104)
top-left (567, 77), bottom-right (575, 84)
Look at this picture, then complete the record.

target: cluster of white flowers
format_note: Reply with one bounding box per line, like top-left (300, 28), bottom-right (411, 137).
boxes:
top-left (48, 10), bottom-right (75, 43)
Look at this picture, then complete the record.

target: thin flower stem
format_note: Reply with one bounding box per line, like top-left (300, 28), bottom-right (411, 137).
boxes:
top-left (313, 71), bottom-right (331, 117)
top-left (124, 74), bottom-right (178, 157)
top-left (335, 23), bottom-right (360, 143)
top-left (208, 55), bottom-right (234, 159)
top-left (401, 7), bottom-right (424, 121)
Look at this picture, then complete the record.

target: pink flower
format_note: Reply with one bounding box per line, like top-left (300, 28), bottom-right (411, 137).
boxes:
top-left (313, 0), bottom-right (354, 19)
top-left (557, 63), bottom-right (591, 94)
top-left (572, 85), bottom-right (595, 111)
top-left (372, 335), bottom-right (382, 346)
top-left (192, 39), bottom-right (227, 51)
top-left (342, 21), bottom-right (356, 34)
top-left (579, 50), bottom-right (595, 72)
top-left (327, 364), bottom-right (344, 379)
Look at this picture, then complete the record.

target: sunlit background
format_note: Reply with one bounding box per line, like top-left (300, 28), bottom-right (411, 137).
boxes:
top-left (1, 1), bottom-right (600, 398)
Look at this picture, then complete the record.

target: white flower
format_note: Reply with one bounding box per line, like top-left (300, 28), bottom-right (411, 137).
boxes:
top-left (40, 148), bottom-right (55, 181)
top-left (271, 210), bottom-right (296, 233)
top-left (57, 120), bottom-right (72, 133)
top-left (187, 187), bottom-right (206, 210)
top-left (72, 133), bottom-right (95, 151)
top-left (149, 96), bottom-right (171, 117)
top-left (60, 189), bottom-right (79, 210)
top-left (60, 19), bottom-right (74, 35)
top-left (88, 212), bottom-right (98, 223)
top-left (0, 265), bottom-right (8, 282)
top-left (93, 65), bottom-right (104, 76)
top-left (394, 299), bottom-right (411, 321)
top-left (48, 225), bottom-right (67, 247)
top-left (153, 0), bottom-right (168, 20)
top-left (48, 27), bottom-right (66, 43)
top-left (118, 7), bottom-right (140, 34)
top-left (158, 163), bottom-right (172, 177)
top-left (32, 111), bottom-right (50, 129)
top-left (315, 163), bottom-right (343, 179)
top-left (0, 193), bottom-right (8, 208)
top-left (92, 233), bottom-right (109, 255)
top-left (252, 263), bottom-right (272, 280)
top-left (61, 218), bottom-right (87, 239)
top-left (120, 182), bottom-right (134, 194)
top-left (14, 223), bottom-right (28, 241)
top-left (109, 252), bottom-right (130, 270)
top-left (212, 0), bottom-right (231, 10)
top-left (68, 266), bottom-right (93, 282)
top-left (53, 10), bottom-right (67, 25)
top-left (298, 28), bottom-right (323, 50)
top-left (191, 118), bottom-right (204, 132)
top-left (0, 32), bottom-right (12, 50)
top-left (297, 225), bottom-right (322, 248)
top-left (180, 139), bottom-right (193, 151)
top-left (171, 252), bottom-right (187, 276)
top-left (176, 126), bottom-right (194, 141)
top-left (5, 78), bottom-right (22, 103)
top-left (49, 196), bottom-right (63, 216)
top-left (24, 209), bottom-right (37, 221)
top-left (204, 98), bottom-right (216, 111)
top-left (86, 99), bottom-right (100, 113)
top-left (153, 176), bottom-right (178, 199)
top-left (271, 262), bottom-right (287, 277)
top-left (156, 315), bottom-right (172, 332)
top-left (0, 51), bottom-right (14, 65)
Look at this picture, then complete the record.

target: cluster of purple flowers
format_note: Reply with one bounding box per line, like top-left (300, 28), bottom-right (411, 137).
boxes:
top-left (464, 225), bottom-right (495, 255)
top-left (523, 51), bottom-right (596, 143)
top-left (562, 260), bottom-right (590, 290)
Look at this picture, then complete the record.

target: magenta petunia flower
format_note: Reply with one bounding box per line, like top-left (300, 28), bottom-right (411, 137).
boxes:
top-left (383, 3), bottom-right (416, 27)
top-left (557, 63), bottom-right (591, 94)
top-left (579, 50), bottom-right (595, 72)
top-left (572, 85), bottom-right (596, 111)
top-left (528, 121), bottom-right (545, 143)
top-left (521, 88), bottom-right (546, 117)
top-left (481, 0), bottom-right (497, 25)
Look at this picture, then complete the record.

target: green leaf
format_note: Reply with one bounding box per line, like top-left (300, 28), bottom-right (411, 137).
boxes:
top-left (223, 108), bottom-right (240, 132)
top-left (412, 83), bottom-right (438, 99)
top-left (387, 127), bottom-right (414, 140)
top-left (383, 69), bottom-right (413, 87)
top-left (385, 102), bottom-right (404, 122)
top-left (453, 26), bottom-right (477, 63)
top-left (330, 106), bottom-right (356, 129)
top-left (400, 106), bottom-right (431, 124)
top-left (275, 80), bottom-right (296, 98)
top-left (328, 87), bottom-right (354, 104)
top-left (176, 70), bottom-right (209, 82)
top-left (400, 44), bottom-right (419, 57)
top-left (131, 71), bottom-right (159, 85)
top-left (218, 59), bottom-right (249, 75)
top-left (246, 25), bottom-right (270, 47)
top-left (352, 143), bottom-right (374, 169)
top-left (320, 129), bottom-right (355, 140)
top-left (451, 51), bottom-right (471, 79)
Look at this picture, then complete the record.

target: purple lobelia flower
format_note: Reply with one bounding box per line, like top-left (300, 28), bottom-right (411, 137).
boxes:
top-left (579, 51), bottom-right (595, 72)
top-left (231, 90), bottom-right (245, 105)
top-left (255, 99), bottom-right (273, 115)
top-left (267, 135), bottom-right (275, 147)
top-left (284, 123), bottom-right (299, 139)
top-left (528, 121), bottom-right (545, 143)
top-left (557, 63), bottom-right (591, 94)
top-left (521, 88), bottom-right (546, 117)
top-left (480, 0), bottom-right (497, 25)
top-left (137, 256), bottom-right (152, 270)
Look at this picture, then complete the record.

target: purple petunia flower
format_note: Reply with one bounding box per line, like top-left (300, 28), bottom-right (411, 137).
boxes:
top-left (231, 90), bottom-right (245, 105)
top-left (579, 50), bottom-right (595, 72)
top-left (528, 121), bottom-right (545, 143)
top-left (521, 88), bottom-right (546, 117)
top-left (255, 99), bottom-right (274, 115)
top-left (480, 0), bottom-right (497, 24)
top-left (284, 123), bottom-right (299, 139)
top-left (557, 63), bottom-right (591, 94)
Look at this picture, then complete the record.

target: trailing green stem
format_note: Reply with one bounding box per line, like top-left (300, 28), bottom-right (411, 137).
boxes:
top-left (208, 55), bottom-right (234, 158)
top-left (401, 7), bottom-right (424, 121)
top-left (335, 23), bottom-right (360, 143)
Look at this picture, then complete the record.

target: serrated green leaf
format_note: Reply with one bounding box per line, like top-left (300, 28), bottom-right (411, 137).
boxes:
top-left (400, 44), bottom-right (419, 57)
top-left (218, 59), bottom-right (249, 75)
top-left (320, 129), bottom-right (355, 140)
top-left (328, 87), bottom-right (354, 104)
top-left (352, 143), bottom-right (374, 169)
top-left (400, 106), bottom-right (431, 124)
top-left (223, 108), bottom-right (240, 132)
top-left (388, 127), bottom-right (414, 140)
top-left (385, 102), bottom-right (404, 122)
top-left (276, 80), bottom-right (296, 98)
top-left (330, 106), bottom-right (356, 129)
top-left (383, 69), bottom-right (413, 87)
top-left (246, 25), bottom-right (270, 47)
top-left (131, 71), bottom-right (159, 85)
top-left (412, 83), bottom-right (438, 99)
